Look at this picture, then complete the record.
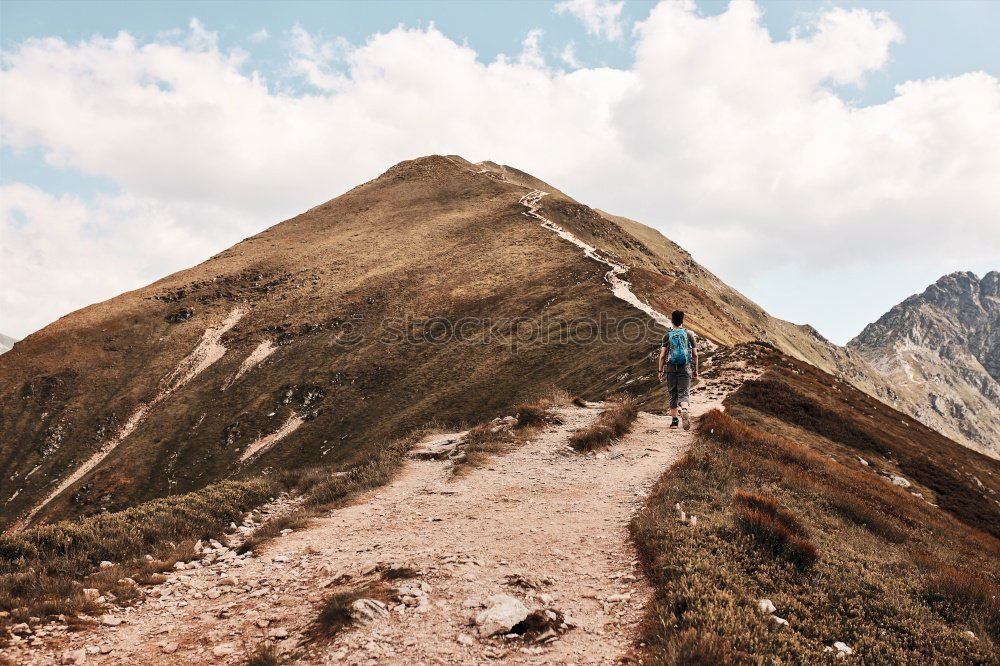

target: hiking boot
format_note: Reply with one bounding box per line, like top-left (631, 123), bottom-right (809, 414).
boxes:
top-left (681, 407), bottom-right (691, 431)
top-left (670, 417), bottom-right (679, 429)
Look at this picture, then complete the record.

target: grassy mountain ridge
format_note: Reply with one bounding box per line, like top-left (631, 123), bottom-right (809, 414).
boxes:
top-left (0, 155), bottom-right (984, 531)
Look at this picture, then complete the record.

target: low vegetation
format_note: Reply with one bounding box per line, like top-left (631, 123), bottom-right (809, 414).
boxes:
top-left (631, 349), bottom-right (1000, 664)
top-left (453, 391), bottom-right (574, 475)
top-left (310, 584), bottom-right (389, 638)
top-left (244, 641), bottom-right (282, 666)
top-left (569, 393), bottom-right (639, 451)
top-left (732, 491), bottom-right (817, 569)
top-left (0, 480), bottom-right (270, 637)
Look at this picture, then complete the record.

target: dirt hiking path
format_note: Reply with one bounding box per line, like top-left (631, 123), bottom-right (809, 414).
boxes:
top-left (12, 366), bottom-right (754, 666)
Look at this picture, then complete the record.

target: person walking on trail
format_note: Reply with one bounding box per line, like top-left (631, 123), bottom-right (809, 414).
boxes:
top-left (658, 310), bottom-right (699, 430)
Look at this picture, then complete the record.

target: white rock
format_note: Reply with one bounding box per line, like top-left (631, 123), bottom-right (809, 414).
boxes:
top-left (857, 456), bottom-right (869, 466)
top-left (212, 644), bottom-right (236, 657)
top-left (964, 630), bottom-right (976, 639)
top-left (159, 642), bottom-right (178, 654)
top-left (475, 594), bottom-right (529, 636)
top-left (757, 599), bottom-right (776, 614)
top-left (272, 555), bottom-right (290, 563)
top-left (606, 593), bottom-right (631, 602)
top-left (99, 561), bottom-right (114, 569)
top-left (890, 475), bottom-right (911, 488)
top-left (833, 641), bottom-right (853, 655)
top-left (771, 616), bottom-right (789, 626)
top-left (457, 633), bottom-right (475, 646)
top-left (100, 615), bottom-right (123, 627)
top-left (351, 598), bottom-right (390, 624)
top-left (60, 649), bottom-right (87, 665)
top-left (268, 627), bottom-right (289, 639)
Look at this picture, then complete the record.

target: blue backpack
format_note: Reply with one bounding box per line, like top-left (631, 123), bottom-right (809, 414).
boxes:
top-left (667, 328), bottom-right (691, 365)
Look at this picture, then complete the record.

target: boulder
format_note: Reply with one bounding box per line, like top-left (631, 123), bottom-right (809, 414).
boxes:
top-left (757, 599), bottom-right (776, 614)
top-left (475, 594), bottom-right (529, 636)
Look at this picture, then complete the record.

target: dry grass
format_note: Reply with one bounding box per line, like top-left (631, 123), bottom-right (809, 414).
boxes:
top-left (236, 510), bottom-right (315, 555)
top-left (732, 491), bottom-right (817, 569)
top-left (826, 491), bottom-right (906, 544)
top-left (924, 564), bottom-right (1000, 643)
top-left (311, 584), bottom-right (388, 638)
top-left (0, 480), bottom-right (269, 637)
top-left (514, 402), bottom-right (550, 428)
top-left (244, 641), bottom-right (282, 666)
top-left (630, 385), bottom-right (1000, 664)
top-left (569, 393), bottom-right (639, 451)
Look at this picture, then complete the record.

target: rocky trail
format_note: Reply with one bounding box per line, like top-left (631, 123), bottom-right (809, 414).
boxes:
top-left (6, 361), bottom-right (758, 666)
top-left (5, 176), bottom-right (758, 665)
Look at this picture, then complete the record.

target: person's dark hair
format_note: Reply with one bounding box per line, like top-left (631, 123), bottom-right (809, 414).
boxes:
top-left (671, 310), bottom-right (684, 327)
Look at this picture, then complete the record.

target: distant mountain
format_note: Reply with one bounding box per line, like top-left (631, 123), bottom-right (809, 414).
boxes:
top-left (850, 271), bottom-right (1000, 459)
top-left (0, 333), bottom-right (16, 355)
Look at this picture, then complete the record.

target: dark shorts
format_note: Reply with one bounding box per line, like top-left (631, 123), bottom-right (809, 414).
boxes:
top-left (665, 364), bottom-right (691, 409)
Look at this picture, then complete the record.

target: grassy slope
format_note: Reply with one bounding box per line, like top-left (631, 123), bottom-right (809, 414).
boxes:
top-left (632, 344), bottom-right (1000, 664)
top-left (0, 479), bottom-right (270, 637)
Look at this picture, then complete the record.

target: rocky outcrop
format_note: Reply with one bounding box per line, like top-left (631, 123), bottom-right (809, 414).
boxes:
top-left (849, 271), bottom-right (1000, 458)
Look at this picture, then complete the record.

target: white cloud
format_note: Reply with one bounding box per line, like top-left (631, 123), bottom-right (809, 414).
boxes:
top-left (1, 0), bottom-right (998, 339)
top-left (560, 42), bottom-right (581, 69)
top-left (519, 28), bottom-right (545, 68)
top-left (555, 0), bottom-right (626, 41)
top-left (1, 184), bottom-right (256, 337)
top-left (248, 28), bottom-right (269, 44)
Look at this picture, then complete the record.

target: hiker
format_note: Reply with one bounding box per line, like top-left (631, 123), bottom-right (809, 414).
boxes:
top-left (658, 310), bottom-right (698, 430)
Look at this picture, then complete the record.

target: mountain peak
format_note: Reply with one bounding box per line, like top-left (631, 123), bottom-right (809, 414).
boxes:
top-left (849, 270), bottom-right (1000, 458)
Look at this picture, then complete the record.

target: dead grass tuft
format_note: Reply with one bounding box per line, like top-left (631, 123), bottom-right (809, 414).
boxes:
top-left (514, 402), bottom-right (550, 428)
top-left (380, 566), bottom-right (419, 581)
top-left (311, 584), bottom-right (389, 638)
top-left (244, 641), bottom-right (282, 666)
top-left (569, 394), bottom-right (639, 451)
top-left (732, 492), bottom-right (817, 569)
top-left (303, 439), bottom-right (409, 510)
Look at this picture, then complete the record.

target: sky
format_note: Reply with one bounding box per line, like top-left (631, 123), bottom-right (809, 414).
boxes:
top-left (1, 0), bottom-right (998, 344)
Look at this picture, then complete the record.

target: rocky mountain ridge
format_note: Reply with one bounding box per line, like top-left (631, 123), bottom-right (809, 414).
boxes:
top-left (850, 271), bottom-right (1000, 458)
